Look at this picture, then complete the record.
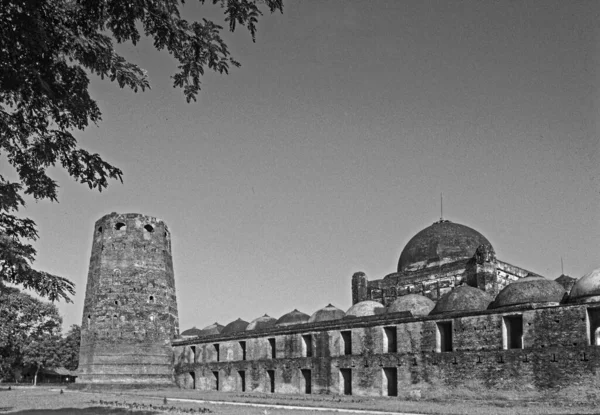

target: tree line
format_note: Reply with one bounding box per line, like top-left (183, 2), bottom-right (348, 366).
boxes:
top-left (0, 286), bottom-right (80, 385)
top-left (1, 0), bottom-right (282, 385)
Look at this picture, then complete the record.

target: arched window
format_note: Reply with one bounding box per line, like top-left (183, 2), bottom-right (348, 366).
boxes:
top-left (149, 295), bottom-right (155, 303)
top-left (115, 222), bottom-right (126, 231)
top-left (87, 315), bottom-right (91, 328)
top-left (144, 224), bottom-right (154, 233)
top-left (97, 226), bottom-right (103, 234)
top-left (114, 300), bottom-right (119, 306)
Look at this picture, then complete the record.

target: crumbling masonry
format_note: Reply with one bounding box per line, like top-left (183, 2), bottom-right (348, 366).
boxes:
top-left (77, 213), bottom-right (600, 395)
top-left (77, 213), bottom-right (179, 386)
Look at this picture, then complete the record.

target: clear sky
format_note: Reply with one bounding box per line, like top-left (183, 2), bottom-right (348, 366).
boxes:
top-left (14, 1), bottom-right (600, 332)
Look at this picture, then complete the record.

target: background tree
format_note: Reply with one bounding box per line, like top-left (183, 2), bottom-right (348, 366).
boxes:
top-left (60, 324), bottom-right (81, 371)
top-left (0, 285), bottom-right (62, 382)
top-left (0, 0), bottom-right (283, 302)
top-left (22, 334), bottom-right (63, 386)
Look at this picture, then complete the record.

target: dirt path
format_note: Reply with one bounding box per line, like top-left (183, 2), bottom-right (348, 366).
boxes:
top-left (161, 396), bottom-right (422, 414)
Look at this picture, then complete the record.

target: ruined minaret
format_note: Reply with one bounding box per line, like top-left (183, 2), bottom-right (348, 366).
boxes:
top-left (77, 213), bottom-right (179, 386)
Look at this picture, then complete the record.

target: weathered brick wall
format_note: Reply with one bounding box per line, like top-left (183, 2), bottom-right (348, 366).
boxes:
top-left (365, 261), bottom-right (470, 305)
top-left (174, 303), bottom-right (600, 394)
top-left (358, 256), bottom-right (539, 309)
top-left (496, 260), bottom-right (539, 291)
top-left (78, 213), bottom-right (179, 386)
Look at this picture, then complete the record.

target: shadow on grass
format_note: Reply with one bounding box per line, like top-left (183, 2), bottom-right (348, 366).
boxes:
top-left (8, 408), bottom-right (161, 415)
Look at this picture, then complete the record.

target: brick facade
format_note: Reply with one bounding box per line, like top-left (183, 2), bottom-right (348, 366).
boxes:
top-left (173, 303), bottom-right (600, 395)
top-left (77, 213), bottom-right (179, 386)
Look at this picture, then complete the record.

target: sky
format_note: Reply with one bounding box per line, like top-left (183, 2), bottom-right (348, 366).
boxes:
top-left (11, 1), bottom-right (600, 332)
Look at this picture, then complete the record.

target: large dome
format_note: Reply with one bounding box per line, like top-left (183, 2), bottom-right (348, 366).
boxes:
top-left (398, 220), bottom-right (492, 272)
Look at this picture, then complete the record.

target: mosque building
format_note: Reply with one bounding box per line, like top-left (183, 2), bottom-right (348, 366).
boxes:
top-left (76, 213), bottom-right (600, 395)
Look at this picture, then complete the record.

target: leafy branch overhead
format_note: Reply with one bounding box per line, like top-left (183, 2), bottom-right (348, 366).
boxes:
top-left (0, 0), bottom-right (282, 302)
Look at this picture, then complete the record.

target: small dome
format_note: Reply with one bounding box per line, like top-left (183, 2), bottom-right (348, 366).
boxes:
top-left (275, 309), bottom-right (310, 327)
top-left (246, 314), bottom-right (277, 331)
top-left (430, 286), bottom-right (493, 315)
top-left (555, 274), bottom-right (576, 293)
top-left (398, 221), bottom-right (492, 273)
top-left (345, 300), bottom-right (385, 318)
top-left (308, 304), bottom-right (345, 323)
top-left (199, 322), bottom-right (224, 336)
top-left (569, 268), bottom-right (600, 303)
top-left (490, 277), bottom-right (566, 309)
top-left (388, 294), bottom-right (435, 316)
top-left (554, 274), bottom-right (577, 294)
top-left (221, 318), bottom-right (249, 334)
top-left (180, 326), bottom-right (202, 337)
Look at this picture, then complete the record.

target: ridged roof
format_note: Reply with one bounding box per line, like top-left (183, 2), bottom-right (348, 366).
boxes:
top-left (569, 268), bottom-right (600, 303)
top-left (345, 300), bottom-right (385, 318)
top-left (398, 221), bottom-right (492, 272)
top-left (246, 314), bottom-right (277, 331)
top-left (221, 318), bottom-right (249, 334)
top-left (490, 276), bottom-right (566, 309)
top-left (430, 286), bottom-right (493, 315)
top-left (388, 294), bottom-right (435, 316)
top-left (308, 304), bottom-right (345, 323)
top-left (275, 309), bottom-right (310, 327)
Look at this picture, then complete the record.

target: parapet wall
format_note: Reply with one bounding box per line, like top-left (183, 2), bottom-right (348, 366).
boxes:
top-left (172, 302), bottom-right (600, 395)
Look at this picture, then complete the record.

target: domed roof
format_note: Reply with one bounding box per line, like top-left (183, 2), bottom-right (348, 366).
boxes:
top-left (569, 268), bottom-right (600, 303)
top-left (345, 300), bottom-right (385, 318)
top-left (398, 220), bottom-right (492, 272)
top-left (430, 286), bottom-right (493, 315)
top-left (490, 276), bottom-right (566, 309)
top-left (180, 326), bottom-right (202, 337)
top-left (388, 294), bottom-right (435, 316)
top-left (246, 314), bottom-right (277, 331)
top-left (275, 309), bottom-right (310, 327)
top-left (221, 318), bottom-right (249, 334)
top-left (199, 322), bottom-right (224, 336)
top-left (308, 304), bottom-right (345, 323)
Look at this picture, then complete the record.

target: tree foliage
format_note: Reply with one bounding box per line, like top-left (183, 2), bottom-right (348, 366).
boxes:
top-left (0, 0), bottom-right (283, 302)
top-left (60, 324), bottom-right (81, 371)
top-left (23, 334), bottom-right (64, 385)
top-left (0, 286), bottom-right (62, 381)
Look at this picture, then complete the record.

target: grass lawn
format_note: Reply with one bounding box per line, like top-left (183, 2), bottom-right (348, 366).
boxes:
top-left (0, 384), bottom-right (598, 415)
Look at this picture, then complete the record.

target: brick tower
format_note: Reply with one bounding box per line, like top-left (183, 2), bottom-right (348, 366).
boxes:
top-left (77, 213), bottom-right (179, 386)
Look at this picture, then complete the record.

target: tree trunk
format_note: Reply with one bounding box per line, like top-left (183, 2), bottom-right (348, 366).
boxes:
top-left (34, 367), bottom-right (39, 386)
top-left (13, 367), bottom-right (22, 383)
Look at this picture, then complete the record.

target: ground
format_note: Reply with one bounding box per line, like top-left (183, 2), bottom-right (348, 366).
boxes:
top-left (0, 385), bottom-right (598, 415)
